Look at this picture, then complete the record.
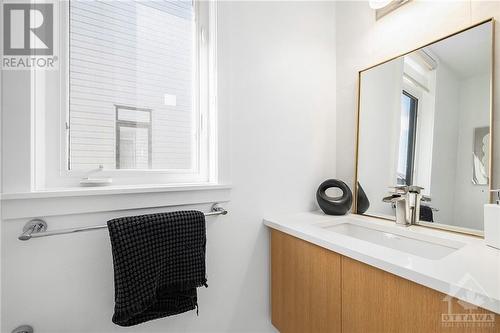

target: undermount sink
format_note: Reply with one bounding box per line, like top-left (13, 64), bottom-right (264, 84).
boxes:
top-left (321, 220), bottom-right (465, 260)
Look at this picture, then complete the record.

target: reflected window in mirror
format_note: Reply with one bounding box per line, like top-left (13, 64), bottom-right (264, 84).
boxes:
top-left (397, 91), bottom-right (418, 186)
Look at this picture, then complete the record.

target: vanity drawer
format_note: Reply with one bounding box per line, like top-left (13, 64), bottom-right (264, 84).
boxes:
top-left (342, 256), bottom-right (500, 333)
top-left (271, 229), bottom-right (342, 333)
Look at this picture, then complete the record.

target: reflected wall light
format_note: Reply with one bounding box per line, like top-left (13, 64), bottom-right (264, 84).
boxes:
top-left (370, 0), bottom-right (411, 20)
top-left (369, 0), bottom-right (393, 10)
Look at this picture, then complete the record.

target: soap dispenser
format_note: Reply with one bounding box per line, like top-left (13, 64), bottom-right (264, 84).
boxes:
top-left (484, 189), bottom-right (500, 249)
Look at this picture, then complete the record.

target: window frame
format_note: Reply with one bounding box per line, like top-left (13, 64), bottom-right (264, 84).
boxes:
top-left (398, 90), bottom-right (419, 186)
top-left (38, 0), bottom-right (218, 189)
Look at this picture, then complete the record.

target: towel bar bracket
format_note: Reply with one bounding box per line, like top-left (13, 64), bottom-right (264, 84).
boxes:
top-left (19, 219), bottom-right (47, 241)
top-left (210, 203), bottom-right (228, 215)
top-left (11, 325), bottom-right (34, 333)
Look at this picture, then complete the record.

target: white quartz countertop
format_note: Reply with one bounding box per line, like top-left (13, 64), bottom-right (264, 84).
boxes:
top-left (264, 211), bottom-right (500, 315)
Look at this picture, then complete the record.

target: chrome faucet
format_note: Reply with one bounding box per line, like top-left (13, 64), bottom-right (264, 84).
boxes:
top-left (383, 185), bottom-right (429, 226)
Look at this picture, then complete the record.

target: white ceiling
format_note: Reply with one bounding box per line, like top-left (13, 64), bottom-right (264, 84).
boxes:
top-left (424, 22), bottom-right (492, 79)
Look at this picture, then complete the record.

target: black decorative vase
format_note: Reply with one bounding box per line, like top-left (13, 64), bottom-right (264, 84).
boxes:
top-left (316, 179), bottom-right (352, 215)
top-left (356, 182), bottom-right (370, 214)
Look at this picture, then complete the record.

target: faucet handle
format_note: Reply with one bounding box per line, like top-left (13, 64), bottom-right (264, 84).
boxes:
top-left (389, 185), bottom-right (424, 193)
top-left (388, 185), bottom-right (409, 194)
top-left (407, 185), bottom-right (424, 193)
top-left (382, 193), bottom-right (405, 203)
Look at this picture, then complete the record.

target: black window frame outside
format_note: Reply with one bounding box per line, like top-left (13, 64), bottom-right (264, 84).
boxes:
top-left (115, 105), bottom-right (153, 170)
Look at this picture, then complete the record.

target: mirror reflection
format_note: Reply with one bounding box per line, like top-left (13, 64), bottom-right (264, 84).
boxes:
top-left (356, 21), bottom-right (493, 233)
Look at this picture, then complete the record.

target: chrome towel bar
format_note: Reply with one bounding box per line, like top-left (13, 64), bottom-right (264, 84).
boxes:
top-left (18, 203), bottom-right (228, 241)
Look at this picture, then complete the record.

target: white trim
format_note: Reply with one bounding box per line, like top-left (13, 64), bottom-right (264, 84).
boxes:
top-left (1, 185), bottom-right (231, 219)
top-left (1, 183), bottom-right (231, 200)
top-left (208, 0), bottom-right (219, 183)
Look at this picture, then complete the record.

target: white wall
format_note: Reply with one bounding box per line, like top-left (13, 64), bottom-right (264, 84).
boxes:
top-left (429, 62), bottom-right (460, 226)
top-left (357, 58), bottom-right (403, 216)
top-left (426, 69), bottom-right (490, 229)
top-left (336, 0), bottom-right (500, 224)
top-left (453, 73), bottom-right (491, 229)
top-left (1, 1), bottom-right (336, 332)
top-left (411, 65), bottom-right (436, 197)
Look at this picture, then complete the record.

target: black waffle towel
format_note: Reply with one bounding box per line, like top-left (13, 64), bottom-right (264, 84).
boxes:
top-left (420, 205), bottom-right (434, 222)
top-left (107, 210), bottom-right (208, 327)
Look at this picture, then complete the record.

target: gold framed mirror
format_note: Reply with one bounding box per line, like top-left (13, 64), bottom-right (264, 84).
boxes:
top-left (353, 18), bottom-right (495, 236)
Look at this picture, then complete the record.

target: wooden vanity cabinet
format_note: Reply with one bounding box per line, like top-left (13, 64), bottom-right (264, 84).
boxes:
top-left (271, 229), bottom-right (342, 333)
top-left (270, 229), bottom-right (500, 333)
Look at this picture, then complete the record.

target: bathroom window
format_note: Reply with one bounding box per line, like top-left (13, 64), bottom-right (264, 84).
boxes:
top-left (397, 91), bottom-right (418, 186)
top-left (59, 0), bottom-right (217, 186)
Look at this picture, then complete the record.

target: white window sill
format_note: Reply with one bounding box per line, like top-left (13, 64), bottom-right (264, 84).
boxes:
top-left (1, 183), bottom-right (231, 220)
top-left (1, 183), bottom-right (231, 200)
